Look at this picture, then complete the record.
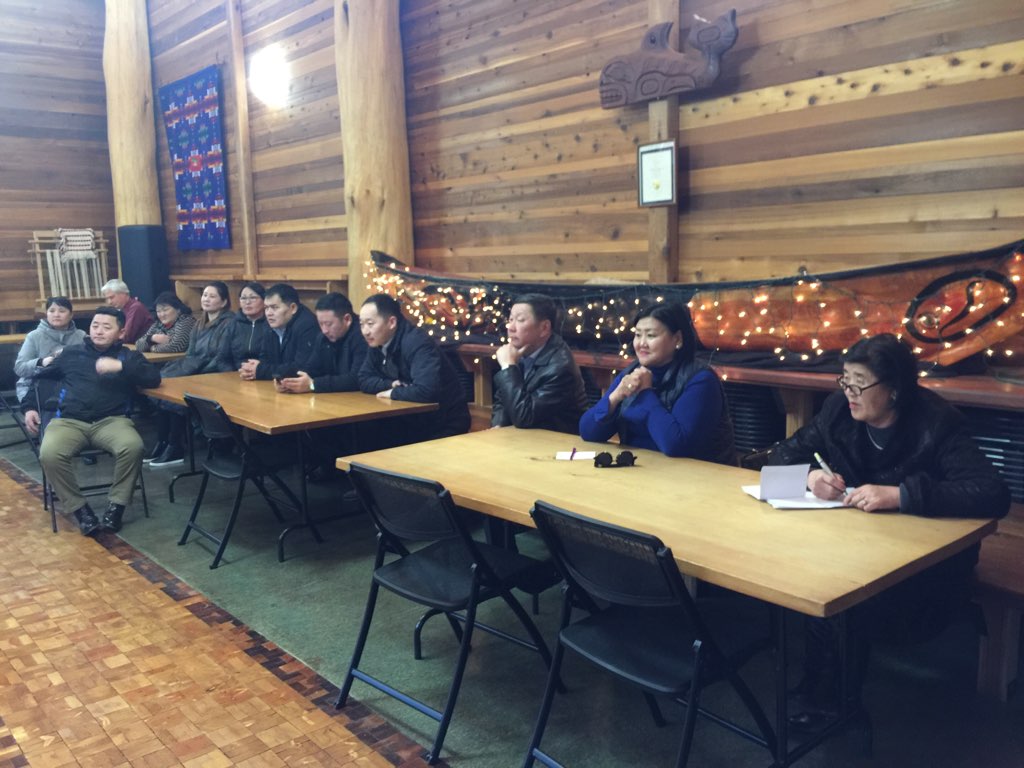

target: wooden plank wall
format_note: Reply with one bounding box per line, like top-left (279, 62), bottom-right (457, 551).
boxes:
top-left (401, 0), bottom-right (1024, 284)
top-left (148, 0), bottom-right (346, 291)
top-left (0, 0), bottom-right (116, 322)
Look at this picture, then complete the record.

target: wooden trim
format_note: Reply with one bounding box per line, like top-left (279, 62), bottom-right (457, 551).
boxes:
top-left (225, 0), bottom-right (258, 279)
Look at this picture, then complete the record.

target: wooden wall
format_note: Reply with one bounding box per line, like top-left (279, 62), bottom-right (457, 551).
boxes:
top-left (148, 0), bottom-right (346, 293)
top-left (402, 0), bottom-right (1024, 284)
top-left (0, 0), bottom-right (116, 322)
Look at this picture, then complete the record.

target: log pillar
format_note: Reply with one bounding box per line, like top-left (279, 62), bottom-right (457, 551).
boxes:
top-left (334, 0), bottom-right (414, 309)
top-left (103, 0), bottom-right (169, 305)
top-left (646, 0), bottom-right (680, 284)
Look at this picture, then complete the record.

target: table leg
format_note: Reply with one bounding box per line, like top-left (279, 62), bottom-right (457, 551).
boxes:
top-left (277, 431), bottom-right (325, 561)
top-left (773, 606), bottom-right (789, 766)
top-left (168, 412), bottom-right (202, 503)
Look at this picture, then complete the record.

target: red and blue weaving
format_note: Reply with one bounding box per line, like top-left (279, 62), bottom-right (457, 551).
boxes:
top-left (158, 66), bottom-right (231, 250)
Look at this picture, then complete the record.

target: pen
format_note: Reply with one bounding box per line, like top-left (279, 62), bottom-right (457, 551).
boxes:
top-left (813, 451), bottom-right (835, 478)
top-left (569, 447), bottom-right (577, 461)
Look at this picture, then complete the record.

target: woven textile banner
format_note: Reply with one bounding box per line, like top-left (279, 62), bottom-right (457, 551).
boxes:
top-left (158, 66), bottom-right (231, 250)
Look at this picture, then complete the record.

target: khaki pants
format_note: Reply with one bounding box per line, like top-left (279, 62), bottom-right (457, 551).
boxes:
top-left (39, 416), bottom-right (144, 513)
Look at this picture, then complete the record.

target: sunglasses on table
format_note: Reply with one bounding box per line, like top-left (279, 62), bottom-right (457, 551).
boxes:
top-left (594, 450), bottom-right (636, 468)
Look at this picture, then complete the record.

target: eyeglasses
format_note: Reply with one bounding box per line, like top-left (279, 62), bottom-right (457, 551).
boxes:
top-left (836, 376), bottom-right (883, 397)
top-left (594, 450), bottom-right (636, 468)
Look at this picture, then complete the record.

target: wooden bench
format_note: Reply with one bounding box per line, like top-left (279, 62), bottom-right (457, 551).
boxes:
top-left (975, 502), bottom-right (1024, 701)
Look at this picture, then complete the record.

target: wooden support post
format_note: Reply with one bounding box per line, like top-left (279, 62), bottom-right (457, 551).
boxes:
top-left (225, 0), bottom-right (258, 279)
top-left (103, 0), bottom-right (161, 232)
top-left (646, 0), bottom-right (680, 284)
top-left (334, 0), bottom-right (415, 309)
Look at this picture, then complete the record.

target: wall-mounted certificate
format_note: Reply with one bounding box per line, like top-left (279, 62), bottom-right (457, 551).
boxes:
top-left (637, 140), bottom-right (677, 207)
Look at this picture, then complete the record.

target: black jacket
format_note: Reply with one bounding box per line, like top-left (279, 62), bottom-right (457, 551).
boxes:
top-left (35, 339), bottom-right (160, 422)
top-left (358, 318), bottom-right (470, 439)
top-left (769, 389), bottom-right (1009, 520)
top-left (160, 312), bottom-right (234, 378)
top-left (297, 327), bottom-right (369, 392)
top-left (256, 304), bottom-right (320, 380)
top-left (491, 334), bottom-right (588, 433)
top-left (216, 310), bottom-right (275, 372)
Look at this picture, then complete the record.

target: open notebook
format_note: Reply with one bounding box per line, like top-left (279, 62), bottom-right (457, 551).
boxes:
top-left (742, 464), bottom-right (848, 509)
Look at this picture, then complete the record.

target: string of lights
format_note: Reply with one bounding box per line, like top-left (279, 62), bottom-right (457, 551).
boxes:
top-left (363, 241), bottom-right (1024, 371)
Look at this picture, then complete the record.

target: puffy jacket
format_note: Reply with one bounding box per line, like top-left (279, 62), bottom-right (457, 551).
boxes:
top-left (255, 304), bottom-right (320, 380)
top-left (160, 312), bottom-right (233, 378)
top-left (14, 319), bottom-right (86, 401)
top-left (215, 310), bottom-right (275, 372)
top-left (491, 334), bottom-right (588, 433)
top-left (297, 327), bottom-right (369, 392)
top-left (34, 338), bottom-right (160, 422)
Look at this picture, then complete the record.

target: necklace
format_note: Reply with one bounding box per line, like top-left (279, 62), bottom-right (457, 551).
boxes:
top-left (866, 425), bottom-right (884, 451)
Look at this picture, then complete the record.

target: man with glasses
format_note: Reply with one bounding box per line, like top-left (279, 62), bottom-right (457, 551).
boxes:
top-left (239, 283), bottom-right (319, 381)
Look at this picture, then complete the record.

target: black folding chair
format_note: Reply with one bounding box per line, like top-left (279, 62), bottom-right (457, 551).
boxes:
top-left (523, 500), bottom-right (777, 768)
top-left (179, 394), bottom-right (302, 569)
top-left (336, 462), bottom-right (555, 765)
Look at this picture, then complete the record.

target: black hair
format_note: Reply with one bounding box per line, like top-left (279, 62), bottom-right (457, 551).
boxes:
top-left (45, 296), bottom-right (73, 312)
top-left (94, 305), bottom-right (126, 329)
top-left (632, 302), bottom-right (697, 365)
top-left (843, 333), bottom-right (919, 408)
top-left (153, 291), bottom-right (191, 314)
top-left (315, 292), bottom-right (354, 317)
top-left (239, 281), bottom-right (266, 299)
top-left (511, 293), bottom-right (558, 328)
top-left (362, 293), bottom-right (402, 320)
top-left (205, 281), bottom-right (231, 308)
top-left (266, 283), bottom-right (300, 307)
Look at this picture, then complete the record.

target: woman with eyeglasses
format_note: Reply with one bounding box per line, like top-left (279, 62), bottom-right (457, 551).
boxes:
top-left (215, 282), bottom-right (274, 373)
top-left (579, 302), bottom-right (735, 462)
top-left (769, 333), bottom-right (1009, 732)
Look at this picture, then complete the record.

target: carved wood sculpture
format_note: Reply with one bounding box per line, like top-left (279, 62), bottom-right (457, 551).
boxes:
top-left (599, 10), bottom-right (738, 108)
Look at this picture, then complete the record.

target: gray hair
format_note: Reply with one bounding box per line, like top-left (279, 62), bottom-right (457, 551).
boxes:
top-left (101, 279), bottom-right (130, 295)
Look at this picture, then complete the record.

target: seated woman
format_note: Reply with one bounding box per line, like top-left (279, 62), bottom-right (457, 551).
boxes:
top-left (147, 282), bottom-right (233, 467)
top-left (769, 333), bottom-right (1010, 728)
top-left (134, 291), bottom-right (196, 354)
top-left (215, 282), bottom-right (273, 372)
top-left (13, 296), bottom-right (85, 403)
top-left (579, 302), bottom-right (735, 463)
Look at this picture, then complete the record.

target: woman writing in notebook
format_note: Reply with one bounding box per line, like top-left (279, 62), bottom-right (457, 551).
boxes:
top-left (770, 333), bottom-right (1009, 731)
top-left (578, 302), bottom-right (735, 463)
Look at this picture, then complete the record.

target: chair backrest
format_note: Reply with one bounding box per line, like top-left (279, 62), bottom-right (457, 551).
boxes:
top-left (183, 393), bottom-right (241, 443)
top-left (531, 500), bottom-right (696, 613)
top-left (348, 462), bottom-right (460, 544)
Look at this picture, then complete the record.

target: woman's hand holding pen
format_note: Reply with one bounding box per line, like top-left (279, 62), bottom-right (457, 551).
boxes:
top-left (808, 469), bottom-right (846, 500)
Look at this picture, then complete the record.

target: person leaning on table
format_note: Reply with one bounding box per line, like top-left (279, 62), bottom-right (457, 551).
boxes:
top-left (133, 291), bottom-right (196, 354)
top-left (767, 332), bottom-right (1010, 731)
top-left (579, 301), bottom-right (736, 463)
top-left (490, 293), bottom-right (588, 433)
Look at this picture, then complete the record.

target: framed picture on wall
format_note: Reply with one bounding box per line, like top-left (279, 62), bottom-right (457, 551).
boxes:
top-left (637, 140), bottom-right (677, 207)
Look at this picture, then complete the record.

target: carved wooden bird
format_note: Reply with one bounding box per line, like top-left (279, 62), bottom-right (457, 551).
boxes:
top-left (599, 10), bottom-right (738, 108)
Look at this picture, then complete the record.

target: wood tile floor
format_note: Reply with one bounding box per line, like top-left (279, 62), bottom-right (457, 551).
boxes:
top-left (0, 460), bottom-right (436, 768)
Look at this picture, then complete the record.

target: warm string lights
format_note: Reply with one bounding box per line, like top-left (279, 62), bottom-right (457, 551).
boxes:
top-left (365, 245), bottom-right (1024, 370)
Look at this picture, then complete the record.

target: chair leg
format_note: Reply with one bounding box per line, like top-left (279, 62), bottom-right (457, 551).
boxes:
top-left (498, 587), bottom-right (553, 668)
top-left (675, 642), bottom-right (705, 768)
top-left (426, 593), bottom-right (479, 764)
top-left (178, 472), bottom-right (210, 546)
top-left (252, 475), bottom-right (287, 523)
top-left (336, 579), bottom-right (382, 708)
top-left (643, 691), bottom-right (667, 727)
top-left (138, 465), bottom-right (150, 518)
top-left (522, 640), bottom-right (568, 768)
top-left (209, 477), bottom-right (247, 569)
top-left (414, 608), bottom-right (464, 660)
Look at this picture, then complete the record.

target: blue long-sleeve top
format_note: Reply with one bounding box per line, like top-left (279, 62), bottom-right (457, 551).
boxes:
top-left (579, 363), bottom-right (726, 458)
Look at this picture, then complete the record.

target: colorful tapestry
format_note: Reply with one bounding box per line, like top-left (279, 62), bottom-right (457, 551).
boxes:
top-left (158, 66), bottom-right (231, 250)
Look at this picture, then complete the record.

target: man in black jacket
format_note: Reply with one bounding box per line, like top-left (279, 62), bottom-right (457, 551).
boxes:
top-left (358, 293), bottom-right (470, 444)
top-left (276, 292), bottom-right (368, 394)
top-left (239, 283), bottom-right (319, 381)
top-left (33, 307), bottom-right (161, 535)
top-left (491, 293), bottom-right (588, 432)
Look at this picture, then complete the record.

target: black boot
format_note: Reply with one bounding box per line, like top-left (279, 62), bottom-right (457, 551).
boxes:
top-left (102, 503), bottom-right (126, 533)
top-left (73, 505), bottom-right (100, 536)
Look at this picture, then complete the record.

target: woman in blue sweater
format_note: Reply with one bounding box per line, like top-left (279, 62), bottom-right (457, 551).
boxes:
top-left (579, 303), bottom-right (735, 463)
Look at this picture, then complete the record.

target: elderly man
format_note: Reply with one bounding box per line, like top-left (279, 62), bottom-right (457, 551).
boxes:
top-left (32, 306), bottom-right (160, 535)
top-left (101, 279), bottom-right (153, 343)
top-left (492, 293), bottom-right (588, 433)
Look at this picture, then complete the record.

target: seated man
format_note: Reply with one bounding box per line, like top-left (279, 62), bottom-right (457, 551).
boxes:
top-left (101, 278), bottom-right (153, 344)
top-left (239, 283), bottom-right (319, 381)
top-left (32, 306), bottom-right (161, 536)
top-left (358, 293), bottom-right (470, 445)
top-left (492, 293), bottom-right (588, 433)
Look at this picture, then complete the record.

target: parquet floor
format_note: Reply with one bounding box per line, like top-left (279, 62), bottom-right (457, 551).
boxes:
top-left (0, 460), bottom-right (435, 768)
